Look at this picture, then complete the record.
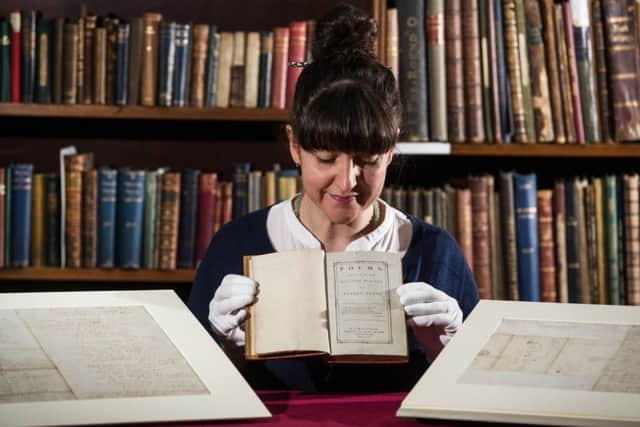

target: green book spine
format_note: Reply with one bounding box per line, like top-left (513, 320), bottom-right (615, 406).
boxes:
top-left (0, 20), bottom-right (10, 102)
top-left (605, 175), bottom-right (620, 304)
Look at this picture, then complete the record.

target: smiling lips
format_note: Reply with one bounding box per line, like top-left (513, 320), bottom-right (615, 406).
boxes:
top-left (330, 194), bottom-right (357, 204)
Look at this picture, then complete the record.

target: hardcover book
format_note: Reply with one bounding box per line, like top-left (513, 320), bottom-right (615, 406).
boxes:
top-left (244, 248), bottom-right (408, 363)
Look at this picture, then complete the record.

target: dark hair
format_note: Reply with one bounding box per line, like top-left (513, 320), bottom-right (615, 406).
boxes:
top-left (291, 3), bottom-right (401, 155)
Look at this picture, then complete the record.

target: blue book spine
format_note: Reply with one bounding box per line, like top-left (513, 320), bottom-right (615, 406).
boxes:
top-left (494, 0), bottom-right (513, 143)
top-left (142, 171), bottom-right (158, 269)
top-left (98, 167), bottom-right (118, 268)
top-left (35, 18), bottom-right (53, 104)
top-left (257, 30), bottom-right (272, 108)
top-left (115, 22), bottom-right (130, 105)
top-left (232, 162), bottom-right (251, 219)
top-left (172, 23), bottom-right (190, 107)
top-left (116, 169), bottom-right (145, 269)
top-left (514, 173), bottom-right (540, 301)
top-left (158, 22), bottom-right (176, 106)
top-left (204, 27), bottom-right (219, 107)
top-left (10, 164), bottom-right (34, 267)
top-left (177, 169), bottom-right (200, 269)
top-left (0, 20), bottom-right (10, 102)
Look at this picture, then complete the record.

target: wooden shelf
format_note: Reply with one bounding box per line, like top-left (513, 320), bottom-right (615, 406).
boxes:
top-left (396, 142), bottom-right (640, 157)
top-left (0, 268), bottom-right (196, 283)
top-left (0, 103), bottom-right (290, 122)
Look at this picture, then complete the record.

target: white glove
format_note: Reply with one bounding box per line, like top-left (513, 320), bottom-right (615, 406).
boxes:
top-left (208, 274), bottom-right (257, 347)
top-left (397, 282), bottom-right (463, 360)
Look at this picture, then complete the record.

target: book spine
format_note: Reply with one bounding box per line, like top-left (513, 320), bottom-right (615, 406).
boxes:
top-left (0, 21), bottom-right (10, 102)
top-left (500, 171), bottom-right (519, 300)
top-left (514, 173), bottom-right (540, 301)
top-left (504, 1), bottom-right (528, 143)
top-left (172, 24), bottom-right (191, 107)
top-left (62, 21), bottom-right (78, 104)
top-left (82, 169), bottom-right (97, 268)
top-left (4, 167), bottom-right (10, 267)
top-left (426, 0), bottom-right (447, 141)
top-left (30, 173), bottom-right (45, 266)
top-left (270, 27), bottom-right (289, 109)
top-left (494, 0), bottom-right (513, 142)
top-left (514, 0), bottom-right (536, 143)
top-left (216, 32), bottom-right (234, 108)
top-left (190, 24), bottom-right (209, 108)
top-left (594, 178), bottom-right (607, 304)
top-left (21, 11), bottom-right (36, 103)
top-left (45, 174), bottom-right (60, 266)
top-left (115, 22), bottom-right (130, 105)
top-left (93, 26), bottom-right (106, 104)
top-left (233, 162), bottom-right (251, 219)
top-left (76, 17), bottom-right (84, 104)
top-left (104, 17), bottom-right (119, 105)
top-left (554, 3), bottom-right (577, 143)
top-left (10, 164), bottom-right (33, 267)
top-left (142, 171), bottom-right (158, 269)
top-left (0, 169), bottom-right (6, 266)
top-left (386, 8), bottom-right (400, 84)
top-left (10, 11), bottom-right (21, 103)
top-left (65, 170), bottom-right (82, 268)
top-left (97, 168), bottom-right (117, 268)
top-left (116, 169), bottom-right (145, 269)
top-left (524, 0), bottom-right (554, 142)
top-left (82, 14), bottom-right (96, 104)
top-left (140, 13), bottom-right (161, 106)
top-left (177, 169), bottom-right (199, 269)
top-left (456, 188), bottom-right (474, 272)
top-left (258, 31), bottom-right (273, 108)
top-left (537, 189), bottom-right (556, 302)
top-left (486, 0), bottom-right (502, 143)
top-left (229, 31), bottom-right (246, 108)
top-left (159, 172), bottom-right (181, 270)
top-left (571, 0), bottom-right (601, 143)
top-left (605, 175), bottom-right (620, 304)
top-left (563, 3), bottom-right (586, 144)
top-left (244, 31), bottom-right (260, 109)
top-left (398, 0), bottom-right (429, 141)
top-left (565, 178), bottom-right (581, 302)
top-left (195, 172), bottom-right (217, 264)
top-left (470, 176), bottom-right (491, 299)
top-left (553, 180), bottom-right (568, 303)
top-left (591, 0), bottom-right (613, 143)
top-left (127, 17), bottom-right (143, 105)
top-left (623, 174), bottom-right (640, 305)
top-left (602, 0), bottom-right (640, 141)
top-left (445, 0), bottom-right (465, 142)
top-left (204, 27), bottom-right (220, 107)
top-left (35, 18), bottom-right (52, 104)
top-left (540, 0), bottom-right (566, 143)
top-left (157, 22), bottom-right (176, 107)
top-left (285, 21), bottom-right (306, 110)
top-left (52, 17), bottom-right (64, 104)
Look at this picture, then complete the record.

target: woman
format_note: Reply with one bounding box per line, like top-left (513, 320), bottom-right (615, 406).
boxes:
top-left (188, 3), bottom-right (479, 391)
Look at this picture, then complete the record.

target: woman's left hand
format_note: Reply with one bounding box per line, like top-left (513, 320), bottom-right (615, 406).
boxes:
top-left (396, 282), bottom-right (463, 361)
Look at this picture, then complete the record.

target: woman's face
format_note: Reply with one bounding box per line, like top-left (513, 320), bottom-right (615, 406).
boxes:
top-left (289, 135), bottom-right (393, 225)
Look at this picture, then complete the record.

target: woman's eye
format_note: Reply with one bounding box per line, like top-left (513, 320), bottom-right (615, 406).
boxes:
top-left (357, 157), bottom-right (379, 166)
top-left (317, 157), bottom-right (336, 164)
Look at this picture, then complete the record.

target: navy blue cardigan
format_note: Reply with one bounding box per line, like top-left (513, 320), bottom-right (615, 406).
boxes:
top-left (188, 207), bottom-right (479, 391)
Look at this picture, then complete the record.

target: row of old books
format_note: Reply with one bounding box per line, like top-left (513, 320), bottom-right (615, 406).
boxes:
top-left (0, 158), bottom-right (299, 271)
top-left (383, 172), bottom-right (640, 306)
top-left (381, 0), bottom-right (640, 143)
top-left (0, 7), bottom-right (315, 109)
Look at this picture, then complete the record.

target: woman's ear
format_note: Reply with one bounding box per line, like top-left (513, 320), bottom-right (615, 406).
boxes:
top-left (287, 125), bottom-right (302, 166)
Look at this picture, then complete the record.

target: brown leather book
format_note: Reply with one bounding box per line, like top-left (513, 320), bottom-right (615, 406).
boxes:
top-left (488, 177), bottom-right (504, 299)
top-left (470, 176), bottom-right (491, 299)
top-left (537, 189), bottom-right (556, 302)
top-left (159, 172), bottom-right (181, 271)
top-left (456, 187), bottom-right (474, 274)
top-left (554, 3), bottom-right (577, 143)
top-left (140, 12), bottom-right (162, 106)
top-left (503, 1), bottom-right (527, 143)
top-left (602, 0), bottom-right (640, 141)
top-left (30, 174), bottom-right (46, 267)
top-left (82, 169), bottom-right (97, 268)
top-left (285, 21), bottom-right (307, 110)
top-left (563, 3), bottom-right (586, 144)
top-left (82, 14), bottom-right (96, 104)
top-left (585, 182), bottom-right (599, 303)
top-left (76, 17), bottom-right (85, 104)
top-left (64, 153), bottom-right (94, 268)
top-left (539, 0), bottom-right (566, 144)
top-left (195, 172), bottom-right (217, 265)
top-left (190, 24), bottom-right (210, 108)
top-left (487, 0), bottom-right (502, 144)
top-left (445, 0), bottom-right (465, 143)
top-left (93, 25), bottom-right (106, 104)
top-left (553, 180), bottom-right (569, 303)
top-left (591, 0), bottom-right (613, 144)
top-left (426, 0), bottom-right (447, 142)
top-left (593, 177), bottom-right (607, 304)
top-left (623, 174), bottom-right (640, 305)
top-left (270, 27), bottom-right (289, 109)
top-left (305, 19), bottom-right (316, 62)
top-left (462, 0), bottom-right (485, 143)
top-left (524, 0), bottom-right (554, 143)
top-left (104, 16), bottom-right (120, 105)
top-left (63, 21), bottom-right (78, 104)
top-left (230, 31), bottom-right (246, 108)
top-left (244, 31), bottom-right (261, 108)
top-left (221, 181), bottom-right (233, 227)
top-left (216, 32), bottom-right (234, 108)
top-left (386, 8), bottom-right (399, 84)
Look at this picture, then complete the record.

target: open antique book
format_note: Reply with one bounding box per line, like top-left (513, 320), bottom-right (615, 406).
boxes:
top-left (244, 248), bottom-right (408, 363)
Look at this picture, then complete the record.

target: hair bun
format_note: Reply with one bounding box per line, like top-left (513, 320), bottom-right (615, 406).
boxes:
top-left (312, 3), bottom-right (378, 62)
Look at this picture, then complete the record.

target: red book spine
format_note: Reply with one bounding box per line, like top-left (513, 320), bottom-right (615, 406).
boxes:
top-left (562, 3), bottom-right (585, 144)
top-left (285, 21), bottom-right (307, 110)
top-left (222, 181), bottom-right (233, 227)
top-left (10, 11), bottom-right (20, 103)
top-left (270, 27), bottom-right (289, 109)
top-left (195, 173), bottom-right (217, 264)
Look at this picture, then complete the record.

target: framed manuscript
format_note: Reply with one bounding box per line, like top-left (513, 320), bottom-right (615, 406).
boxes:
top-left (0, 290), bottom-right (270, 426)
top-left (398, 300), bottom-right (640, 427)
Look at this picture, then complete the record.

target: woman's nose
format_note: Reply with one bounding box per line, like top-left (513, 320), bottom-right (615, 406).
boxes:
top-left (335, 156), bottom-right (360, 190)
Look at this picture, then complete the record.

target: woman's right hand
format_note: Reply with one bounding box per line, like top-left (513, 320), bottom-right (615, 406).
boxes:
top-left (208, 274), bottom-right (257, 347)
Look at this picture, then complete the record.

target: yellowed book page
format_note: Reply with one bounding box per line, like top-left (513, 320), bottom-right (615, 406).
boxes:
top-left (249, 249), bottom-right (329, 355)
top-left (325, 251), bottom-right (406, 357)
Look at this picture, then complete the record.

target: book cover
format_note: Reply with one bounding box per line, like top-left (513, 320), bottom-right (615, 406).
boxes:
top-left (116, 168), bottom-right (145, 269)
top-left (10, 164), bottom-right (34, 268)
top-left (513, 173), bottom-right (540, 301)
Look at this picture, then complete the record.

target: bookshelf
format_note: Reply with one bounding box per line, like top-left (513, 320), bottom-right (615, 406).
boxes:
top-left (0, 267), bottom-right (195, 283)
